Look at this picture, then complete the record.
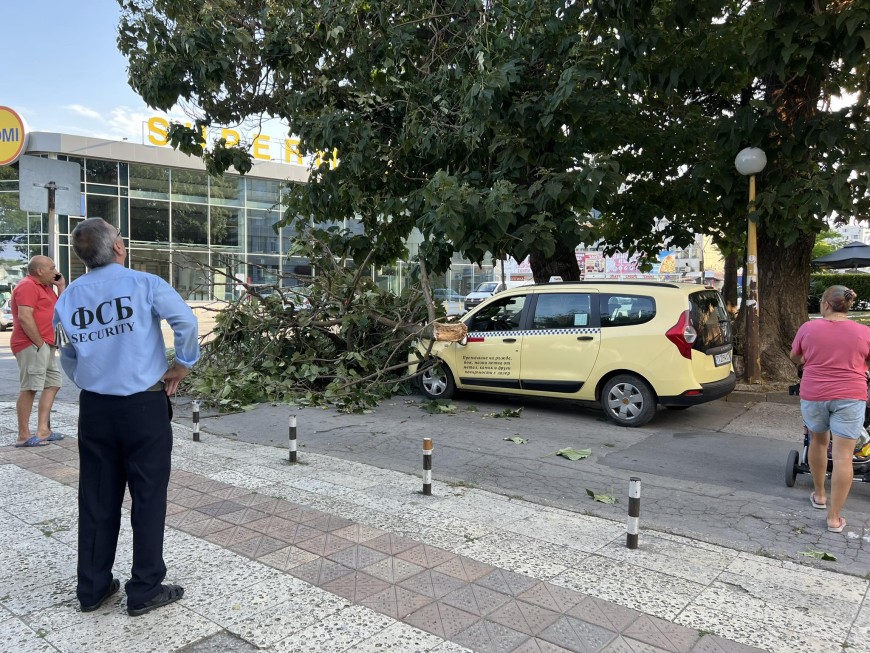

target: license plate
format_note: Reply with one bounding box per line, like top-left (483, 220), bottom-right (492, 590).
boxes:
top-left (714, 351), bottom-right (732, 367)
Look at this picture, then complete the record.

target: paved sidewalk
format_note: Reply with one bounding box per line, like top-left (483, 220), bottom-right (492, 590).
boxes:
top-left (1, 401), bottom-right (868, 653)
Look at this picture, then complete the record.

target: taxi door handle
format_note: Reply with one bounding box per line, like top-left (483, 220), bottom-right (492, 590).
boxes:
top-left (577, 336), bottom-right (594, 341)
top-left (502, 338), bottom-right (517, 343)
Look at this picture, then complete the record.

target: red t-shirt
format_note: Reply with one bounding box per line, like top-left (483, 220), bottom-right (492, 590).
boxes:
top-left (10, 276), bottom-right (58, 355)
top-left (791, 318), bottom-right (870, 401)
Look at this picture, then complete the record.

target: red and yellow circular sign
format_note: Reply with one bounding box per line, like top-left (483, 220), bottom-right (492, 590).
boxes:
top-left (0, 107), bottom-right (28, 166)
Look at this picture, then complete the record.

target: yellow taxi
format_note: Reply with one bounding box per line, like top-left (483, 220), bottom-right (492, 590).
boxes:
top-left (413, 281), bottom-right (736, 426)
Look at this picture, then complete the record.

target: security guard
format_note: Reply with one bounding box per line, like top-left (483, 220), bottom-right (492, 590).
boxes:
top-left (54, 217), bottom-right (199, 616)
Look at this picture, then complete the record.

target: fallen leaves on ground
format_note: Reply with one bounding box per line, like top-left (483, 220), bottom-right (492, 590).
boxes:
top-left (553, 447), bottom-right (591, 461)
top-left (422, 400), bottom-right (456, 415)
top-left (485, 407), bottom-right (524, 419)
top-left (586, 489), bottom-right (617, 503)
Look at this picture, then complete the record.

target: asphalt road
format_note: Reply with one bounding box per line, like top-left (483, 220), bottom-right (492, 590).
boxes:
top-left (1, 327), bottom-right (867, 576)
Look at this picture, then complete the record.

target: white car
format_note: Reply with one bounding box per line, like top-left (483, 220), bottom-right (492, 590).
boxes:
top-left (463, 281), bottom-right (506, 312)
top-left (0, 300), bottom-right (13, 331)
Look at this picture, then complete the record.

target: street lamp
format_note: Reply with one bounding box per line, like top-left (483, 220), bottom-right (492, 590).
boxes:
top-left (734, 147), bottom-right (767, 384)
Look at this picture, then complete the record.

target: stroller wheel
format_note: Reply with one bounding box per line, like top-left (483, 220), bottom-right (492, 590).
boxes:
top-left (785, 450), bottom-right (799, 487)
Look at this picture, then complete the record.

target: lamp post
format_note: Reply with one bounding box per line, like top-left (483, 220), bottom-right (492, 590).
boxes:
top-left (734, 147), bottom-right (767, 384)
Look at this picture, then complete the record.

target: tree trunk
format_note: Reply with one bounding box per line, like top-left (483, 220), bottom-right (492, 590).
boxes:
top-left (530, 242), bottom-right (581, 283)
top-left (757, 229), bottom-right (813, 383)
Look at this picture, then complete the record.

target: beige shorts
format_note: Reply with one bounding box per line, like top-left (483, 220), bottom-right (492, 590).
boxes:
top-left (15, 345), bottom-right (62, 392)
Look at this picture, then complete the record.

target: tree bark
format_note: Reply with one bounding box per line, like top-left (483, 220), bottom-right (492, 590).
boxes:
top-left (530, 242), bottom-right (581, 283)
top-left (757, 229), bottom-right (814, 383)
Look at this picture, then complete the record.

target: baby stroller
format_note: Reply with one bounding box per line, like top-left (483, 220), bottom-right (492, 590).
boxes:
top-left (784, 373), bottom-right (870, 486)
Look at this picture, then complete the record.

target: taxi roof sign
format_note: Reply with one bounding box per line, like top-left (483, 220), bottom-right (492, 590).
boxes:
top-left (0, 107), bottom-right (28, 166)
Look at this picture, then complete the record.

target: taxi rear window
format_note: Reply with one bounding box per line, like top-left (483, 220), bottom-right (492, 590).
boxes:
top-left (690, 290), bottom-right (731, 349)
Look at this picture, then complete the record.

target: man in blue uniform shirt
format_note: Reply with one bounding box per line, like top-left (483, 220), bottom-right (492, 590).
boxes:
top-left (54, 217), bottom-right (200, 616)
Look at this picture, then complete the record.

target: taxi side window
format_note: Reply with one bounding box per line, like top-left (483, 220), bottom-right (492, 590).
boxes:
top-left (531, 293), bottom-right (592, 330)
top-left (467, 296), bottom-right (527, 332)
top-left (600, 294), bottom-right (656, 327)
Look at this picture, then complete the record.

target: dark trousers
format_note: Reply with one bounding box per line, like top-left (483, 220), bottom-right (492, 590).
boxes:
top-left (76, 389), bottom-right (173, 607)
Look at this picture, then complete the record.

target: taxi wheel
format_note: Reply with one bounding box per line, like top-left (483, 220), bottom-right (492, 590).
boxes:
top-left (419, 362), bottom-right (456, 400)
top-left (601, 374), bottom-right (656, 427)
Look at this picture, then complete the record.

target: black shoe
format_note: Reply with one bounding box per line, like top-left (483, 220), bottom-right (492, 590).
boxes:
top-left (81, 578), bottom-right (120, 612)
top-left (127, 584), bottom-right (184, 617)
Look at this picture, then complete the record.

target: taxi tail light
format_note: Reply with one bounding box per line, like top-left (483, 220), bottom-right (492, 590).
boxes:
top-left (666, 310), bottom-right (697, 359)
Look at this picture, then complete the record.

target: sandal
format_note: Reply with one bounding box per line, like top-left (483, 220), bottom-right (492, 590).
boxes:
top-left (81, 578), bottom-right (120, 612)
top-left (827, 517), bottom-right (847, 533)
top-left (14, 436), bottom-right (48, 448)
top-left (810, 492), bottom-right (826, 510)
top-left (127, 584), bottom-right (184, 617)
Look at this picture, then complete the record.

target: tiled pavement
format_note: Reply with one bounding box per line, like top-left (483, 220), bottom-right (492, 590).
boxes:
top-left (1, 401), bottom-right (868, 653)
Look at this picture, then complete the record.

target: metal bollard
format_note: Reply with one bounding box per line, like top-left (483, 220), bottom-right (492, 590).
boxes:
top-left (192, 400), bottom-right (200, 442)
top-left (626, 477), bottom-right (641, 549)
top-left (289, 414), bottom-right (297, 463)
top-left (422, 438), bottom-right (433, 495)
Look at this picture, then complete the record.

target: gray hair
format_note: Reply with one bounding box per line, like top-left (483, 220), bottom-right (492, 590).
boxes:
top-left (71, 218), bottom-right (117, 268)
top-left (822, 285), bottom-right (856, 313)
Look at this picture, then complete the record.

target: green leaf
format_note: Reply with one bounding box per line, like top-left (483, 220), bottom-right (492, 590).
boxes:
top-left (800, 550), bottom-right (837, 561)
top-left (503, 436), bottom-right (529, 444)
top-left (585, 489), bottom-right (617, 503)
top-left (486, 408), bottom-right (524, 419)
top-left (554, 448), bottom-right (591, 461)
top-left (423, 400), bottom-right (456, 415)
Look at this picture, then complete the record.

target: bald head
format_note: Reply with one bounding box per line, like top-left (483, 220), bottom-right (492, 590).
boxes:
top-left (26, 255), bottom-right (59, 286)
top-left (27, 256), bottom-right (53, 276)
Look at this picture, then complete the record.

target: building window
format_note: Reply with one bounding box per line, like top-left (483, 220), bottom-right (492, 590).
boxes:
top-left (130, 198), bottom-right (169, 243)
top-left (210, 175), bottom-right (244, 207)
top-left (247, 208), bottom-right (280, 254)
top-left (86, 195), bottom-right (120, 225)
top-left (171, 169), bottom-right (209, 203)
top-left (85, 159), bottom-right (119, 185)
top-left (246, 178), bottom-right (281, 209)
top-left (129, 164), bottom-right (170, 200)
top-left (211, 206), bottom-right (241, 248)
top-left (172, 202), bottom-right (208, 246)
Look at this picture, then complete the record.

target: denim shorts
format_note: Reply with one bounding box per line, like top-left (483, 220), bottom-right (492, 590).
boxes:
top-left (800, 399), bottom-right (865, 440)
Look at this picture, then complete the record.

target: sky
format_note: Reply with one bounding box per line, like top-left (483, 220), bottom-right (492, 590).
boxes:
top-left (0, 1), bottom-right (285, 145)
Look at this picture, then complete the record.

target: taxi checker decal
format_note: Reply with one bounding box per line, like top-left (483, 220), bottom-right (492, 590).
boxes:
top-left (466, 327), bottom-right (600, 342)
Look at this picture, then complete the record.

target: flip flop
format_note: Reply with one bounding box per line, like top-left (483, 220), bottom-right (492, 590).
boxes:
top-left (810, 492), bottom-right (826, 509)
top-left (46, 432), bottom-right (65, 441)
top-left (827, 517), bottom-right (847, 533)
top-left (14, 436), bottom-right (49, 448)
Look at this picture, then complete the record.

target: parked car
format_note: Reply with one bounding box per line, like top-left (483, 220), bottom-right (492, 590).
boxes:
top-left (0, 300), bottom-right (12, 331)
top-left (433, 288), bottom-right (463, 302)
top-left (463, 281), bottom-right (506, 312)
top-left (411, 281), bottom-right (736, 427)
top-left (240, 284), bottom-right (311, 311)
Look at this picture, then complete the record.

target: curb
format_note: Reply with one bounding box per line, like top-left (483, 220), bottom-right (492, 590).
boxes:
top-left (725, 389), bottom-right (800, 405)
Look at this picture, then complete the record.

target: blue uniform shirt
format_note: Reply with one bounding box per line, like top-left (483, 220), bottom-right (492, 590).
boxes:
top-left (53, 264), bottom-right (200, 396)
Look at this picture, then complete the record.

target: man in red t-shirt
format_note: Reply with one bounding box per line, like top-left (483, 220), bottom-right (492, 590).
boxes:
top-left (10, 256), bottom-right (66, 447)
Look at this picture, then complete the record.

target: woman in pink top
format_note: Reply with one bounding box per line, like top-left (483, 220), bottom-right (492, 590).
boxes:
top-left (790, 285), bottom-right (870, 533)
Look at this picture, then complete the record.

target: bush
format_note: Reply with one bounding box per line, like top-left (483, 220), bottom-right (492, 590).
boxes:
top-left (809, 273), bottom-right (870, 312)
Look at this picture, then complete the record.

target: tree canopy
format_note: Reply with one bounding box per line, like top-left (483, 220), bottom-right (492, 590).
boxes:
top-left (118, 0), bottom-right (626, 281)
top-left (117, 0), bottom-right (870, 381)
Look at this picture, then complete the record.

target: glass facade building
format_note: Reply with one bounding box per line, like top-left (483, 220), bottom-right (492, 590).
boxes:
top-left (0, 132), bottom-right (494, 303)
top-left (0, 132), bottom-right (314, 301)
